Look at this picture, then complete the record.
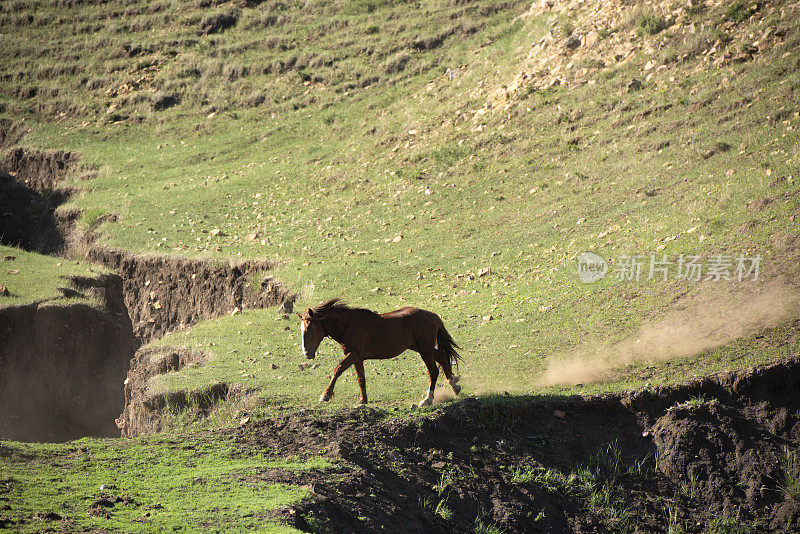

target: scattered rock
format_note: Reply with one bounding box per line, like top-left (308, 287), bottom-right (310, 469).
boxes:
top-left (564, 36), bottom-right (581, 50)
top-left (627, 78), bottom-right (643, 92)
top-left (0, 284), bottom-right (9, 296)
top-left (270, 363), bottom-right (278, 370)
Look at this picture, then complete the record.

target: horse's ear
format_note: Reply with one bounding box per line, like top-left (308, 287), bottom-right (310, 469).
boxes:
top-left (307, 308), bottom-right (314, 317)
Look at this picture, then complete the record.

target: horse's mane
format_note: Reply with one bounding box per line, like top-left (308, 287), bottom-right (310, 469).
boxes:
top-left (310, 298), bottom-right (379, 317)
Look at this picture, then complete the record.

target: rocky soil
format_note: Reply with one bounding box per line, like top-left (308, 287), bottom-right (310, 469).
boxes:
top-left (230, 355), bottom-right (800, 533)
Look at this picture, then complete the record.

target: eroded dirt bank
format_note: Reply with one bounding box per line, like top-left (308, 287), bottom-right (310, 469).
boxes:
top-left (231, 354), bottom-right (800, 533)
top-left (87, 248), bottom-right (292, 343)
top-left (115, 347), bottom-right (230, 437)
top-left (0, 145), bottom-right (294, 441)
top-left (0, 148), bottom-right (78, 254)
top-left (0, 275), bottom-right (136, 442)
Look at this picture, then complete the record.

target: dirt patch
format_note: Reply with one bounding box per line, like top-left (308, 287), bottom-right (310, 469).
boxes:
top-left (0, 167), bottom-right (77, 253)
top-left (2, 147), bottom-right (78, 193)
top-left (0, 119), bottom-right (27, 150)
top-left (87, 247), bottom-right (294, 342)
top-left (117, 347), bottom-right (231, 437)
top-left (0, 274), bottom-right (136, 442)
top-left (229, 355), bottom-right (800, 533)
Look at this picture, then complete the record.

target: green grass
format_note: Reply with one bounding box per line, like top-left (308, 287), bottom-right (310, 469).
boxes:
top-left (0, 434), bottom-right (327, 532)
top-left (0, 0), bottom-right (799, 530)
top-left (0, 244), bottom-right (107, 305)
top-left (0, 0), bottom-right (798, 425)
top-left (782, 446), bottom-right (800, 500)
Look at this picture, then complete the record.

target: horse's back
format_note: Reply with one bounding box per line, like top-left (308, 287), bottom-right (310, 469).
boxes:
top-left (379, 306), bottom-right (422, 319)
top-left (358, 306), bottom-right (441, 358)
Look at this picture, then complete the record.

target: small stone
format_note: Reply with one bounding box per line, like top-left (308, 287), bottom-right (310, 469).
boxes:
top-left (482, 315), bottom-right (493, 322)
top-left (239, 416), bottom-right (250, 426)
top-left (270, 363), bottom-right (278, 370)
top-left (152, 301), bottom-right (162, 310)
top-left (564, 36), bottom-right (581, 50)
top-left (583, 29), bottom-right (598, 48)
top-left (231, 306), bottom-right (240, 315)
top-left (477, 267), bottom-right (490, 277)
top-left (210, 228), bottom-right (222, 236)
top-left (554, 410), bottom-right (566, 419)
top-left (392, 235), bottom-right (403, 243)
top-left (627, 78), bottom-right (643, 92)
top-left (0, 284), bottom-right (9, 296)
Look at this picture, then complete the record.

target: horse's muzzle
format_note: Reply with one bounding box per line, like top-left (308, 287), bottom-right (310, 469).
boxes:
top-left (303, 350), bottom-right (315, 360)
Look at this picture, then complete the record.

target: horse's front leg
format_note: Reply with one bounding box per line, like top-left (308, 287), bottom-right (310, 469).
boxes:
top-left (320, 353), bottom-right (356, 402)
top-left (418, 351), bottom-right (439, 407)
top-left (354, 360), bottom-right (367, 405)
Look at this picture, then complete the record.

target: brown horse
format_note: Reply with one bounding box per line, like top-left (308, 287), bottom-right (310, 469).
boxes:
top-left (298, 299), bottom-right (462, 406)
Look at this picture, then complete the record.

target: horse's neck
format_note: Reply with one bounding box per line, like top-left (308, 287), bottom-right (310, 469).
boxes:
top-left (322, 312), bottom-right (349, 343)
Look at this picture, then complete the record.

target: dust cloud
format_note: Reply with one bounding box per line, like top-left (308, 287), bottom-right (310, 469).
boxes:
top-left (542, 280), bottom-right (800, 386)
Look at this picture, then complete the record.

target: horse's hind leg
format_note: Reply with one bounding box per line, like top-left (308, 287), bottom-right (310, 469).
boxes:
top-left (436, 350), bottom-right (461, 395)
top-left (354, 360), bottom-right (368, 405)
top-left (419, 351), bottom-right (439, 407)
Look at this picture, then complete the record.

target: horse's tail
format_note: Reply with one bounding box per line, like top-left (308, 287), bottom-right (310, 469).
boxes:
top-left (436, 316), bottom-right (463, 373)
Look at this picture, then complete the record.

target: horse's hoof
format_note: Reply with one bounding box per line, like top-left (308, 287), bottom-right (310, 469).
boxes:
top-left (319, 393), bottom-right (332, 403)
top-left (452, 384), bottom-right (462, 395)
top-left (418, 398), bottom-right (433, 407)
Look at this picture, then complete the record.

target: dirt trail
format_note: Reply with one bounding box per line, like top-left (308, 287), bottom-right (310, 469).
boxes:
top-left (233, 355), bottom-right (800, 533)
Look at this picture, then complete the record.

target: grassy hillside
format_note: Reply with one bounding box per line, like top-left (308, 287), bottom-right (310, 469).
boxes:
top-left (2, 0), bottom-right (800, 531)
top-left (1, 0), bottom-right (799, 415)
top-left (0, 1), bottom-right (800, 414)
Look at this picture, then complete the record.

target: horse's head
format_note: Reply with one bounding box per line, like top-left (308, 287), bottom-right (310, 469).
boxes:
top-left (298, 308), bottom-right (325, 359)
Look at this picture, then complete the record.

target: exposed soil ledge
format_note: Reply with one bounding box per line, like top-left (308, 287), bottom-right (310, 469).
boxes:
top-left (230, 354), bottom-right (800, 533)
top-left (0, 143), bottom-right (296, 441)
top-left (0, 274), bottom-right (136, 442)
top-left (87, 247), bottom-right (294, 343)
top-left (116, 347), bottom-right (229, 437)
top-left (2, 147), bottom-right (79, 193)
top-left (0, 158), bottom-right (80, 254)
